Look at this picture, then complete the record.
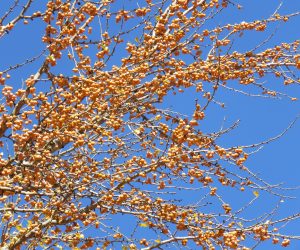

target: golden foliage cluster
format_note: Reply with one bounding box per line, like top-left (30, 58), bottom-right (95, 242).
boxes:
top-left (0, 0), bottom-right (299, 249)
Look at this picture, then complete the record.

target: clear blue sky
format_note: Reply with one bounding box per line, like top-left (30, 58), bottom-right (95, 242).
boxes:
top-left (166, 0), bottom-right (300, 248)
top-left (0, 0), bottom-right (299, 249)
top-left (164, 1), bottom-right (300, 249)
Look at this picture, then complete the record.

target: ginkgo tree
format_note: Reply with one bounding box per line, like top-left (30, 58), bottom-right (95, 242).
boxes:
top-left (0, 0), bottom-right (299, 249)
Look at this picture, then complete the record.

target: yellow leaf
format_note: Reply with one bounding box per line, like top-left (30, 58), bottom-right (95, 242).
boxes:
top-left (139, 223), bottom-right (148, 228)
top-left (134, 129), bottom-right (141, 135)
top-left (135, 37), bottom-right (139, 42)
top-left (75, 233), bottom-right (84, 239)
top-left (253, 191), bottom-right (259, 197)
top-left (154, 115), bottom-right (162, 121)
top-left (16, 225), bottom-right (23, 231)
top-left (27, 220), bottom-right (32, 227)
top-left (155, 239), bottom-right (161, 243)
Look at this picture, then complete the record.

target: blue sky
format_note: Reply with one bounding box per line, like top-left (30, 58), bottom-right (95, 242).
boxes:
top-left (0, 0), bottom-right (299, 249)
top-left (150, 0), bottom-right (298, 248)
top-left (163, 1), bottom-right (300, 249)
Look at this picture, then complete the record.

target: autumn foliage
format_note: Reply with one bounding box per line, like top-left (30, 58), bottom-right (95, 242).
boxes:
top-left (0, 0), bottom-right (299, 249)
